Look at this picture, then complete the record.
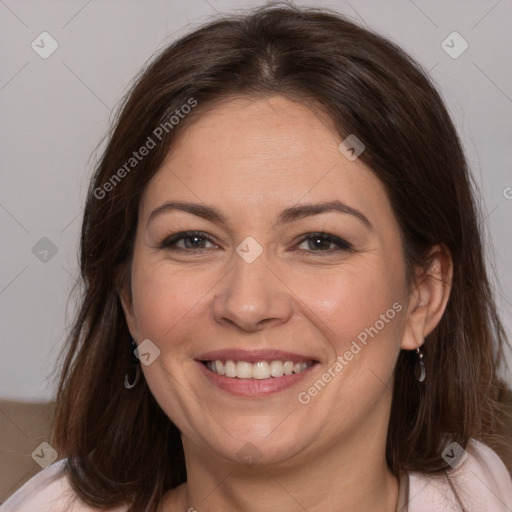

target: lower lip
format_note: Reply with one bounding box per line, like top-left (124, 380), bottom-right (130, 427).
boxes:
top-left (196, 361), bottom-right (318, 398)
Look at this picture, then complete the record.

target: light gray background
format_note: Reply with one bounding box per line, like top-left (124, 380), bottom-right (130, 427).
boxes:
top-left (1, 0), bottom-right (511, 401)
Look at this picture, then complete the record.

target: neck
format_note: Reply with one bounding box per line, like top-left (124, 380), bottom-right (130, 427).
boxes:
top-left (173, 411), bottom-right (398, 512)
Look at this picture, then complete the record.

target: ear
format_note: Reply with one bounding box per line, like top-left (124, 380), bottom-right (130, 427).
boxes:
top-left (116, 264), bottom-right (139, 340)
top-left (401, 244), bottom-right (453, 350)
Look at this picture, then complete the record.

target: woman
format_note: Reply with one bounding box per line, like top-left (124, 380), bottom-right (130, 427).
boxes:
top-left (2, 3), bottom-right (511, 511)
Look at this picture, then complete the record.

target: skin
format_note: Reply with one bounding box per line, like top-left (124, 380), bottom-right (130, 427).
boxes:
top-left (120, 95), bottom-right (452, 512)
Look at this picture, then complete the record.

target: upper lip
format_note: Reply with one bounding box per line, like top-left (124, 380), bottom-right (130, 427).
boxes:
top-left (196, 349), bottom-right (318, 364)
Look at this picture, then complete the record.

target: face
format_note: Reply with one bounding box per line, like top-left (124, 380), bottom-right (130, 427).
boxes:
top-left (121, 95), bottom-right (417, 468)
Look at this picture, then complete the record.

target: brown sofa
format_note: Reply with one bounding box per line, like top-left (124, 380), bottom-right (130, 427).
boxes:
top-left (0, 400), bottom-right (56, 503)
top-left (1, 394), bottom-right (511, 504)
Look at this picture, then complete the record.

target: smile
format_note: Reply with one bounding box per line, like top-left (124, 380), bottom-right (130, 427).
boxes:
top-left (205, 359), bottom-right (314, 379)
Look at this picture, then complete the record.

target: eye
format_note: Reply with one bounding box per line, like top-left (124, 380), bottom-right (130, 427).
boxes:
top-left (295, 232), bottom-right (353, 253)
top-left (158, 231), bottom-right (218, 250)
top-left (156, 231), bottom-right (353, 254)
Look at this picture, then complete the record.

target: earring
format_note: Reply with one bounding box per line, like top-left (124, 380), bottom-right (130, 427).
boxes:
top-left (124, 339), bottom-right (141, 390)
top-left (414, 346), bottom-right (426, 383)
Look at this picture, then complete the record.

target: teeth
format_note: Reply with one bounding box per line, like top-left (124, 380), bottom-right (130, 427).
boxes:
top-left (215, 360), bottom-right (225, 376)
top-left (283, 361), bottom-right (294, 375)
top-left (236, 361), bottom-right (253, 379)
top-left (269, 360), bottom-right (284, 377)
top-left (252, 361), bottom-right (270, 380)
top-left (225, 360), bottom-right (237, 377)
top-left (206, 359), bottom-right (313, 379)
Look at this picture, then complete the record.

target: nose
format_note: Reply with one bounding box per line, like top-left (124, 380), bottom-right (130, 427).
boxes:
top-left (212, 247), bottom-right (293, 332)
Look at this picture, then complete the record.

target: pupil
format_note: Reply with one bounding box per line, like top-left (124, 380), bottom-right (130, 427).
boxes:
top-left (311, 237), bottom-right (329, 250)
top-left (187, 236), bottom-right (203, 248)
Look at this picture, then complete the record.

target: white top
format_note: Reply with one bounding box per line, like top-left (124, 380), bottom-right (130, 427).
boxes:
top-left (1, 439), bottom-right (511, 511)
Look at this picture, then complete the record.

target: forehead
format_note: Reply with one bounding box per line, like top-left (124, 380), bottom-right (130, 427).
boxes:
top-left (140, 95), bottom-right (394, 230)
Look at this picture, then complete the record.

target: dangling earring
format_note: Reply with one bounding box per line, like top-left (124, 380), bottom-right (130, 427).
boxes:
top-left (124, 338), bottom-right (141, 389)
top-left (414, 346), bottom-right (426, 383)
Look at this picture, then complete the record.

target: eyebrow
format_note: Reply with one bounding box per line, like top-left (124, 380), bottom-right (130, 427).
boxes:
top-left (147, 199), bottom-right (372, 229)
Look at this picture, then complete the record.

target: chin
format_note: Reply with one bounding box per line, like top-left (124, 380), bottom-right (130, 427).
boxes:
top-left (201, 424), bottom-right (315, 468)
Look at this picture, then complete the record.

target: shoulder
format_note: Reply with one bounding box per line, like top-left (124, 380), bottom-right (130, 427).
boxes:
top-left (0, 459), bottom-right (128, 512)
top-left (407, 439), bottom-right (512, 512)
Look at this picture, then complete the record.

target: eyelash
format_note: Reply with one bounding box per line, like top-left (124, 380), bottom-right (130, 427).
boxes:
top-left (157, 231), bottom-right (353, 254)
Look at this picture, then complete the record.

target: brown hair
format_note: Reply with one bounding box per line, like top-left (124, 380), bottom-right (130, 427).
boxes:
top-left (51, 2), bottom-right (510, 511)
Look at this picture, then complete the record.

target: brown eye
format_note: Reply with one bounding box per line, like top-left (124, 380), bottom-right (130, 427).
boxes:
top-left (159, 231), bottom-right (217, 250)
top-left (296, 233), bottom-right (353, 253)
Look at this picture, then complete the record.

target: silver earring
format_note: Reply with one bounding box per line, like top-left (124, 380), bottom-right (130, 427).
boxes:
top-left (124, 339), bottom-right (141, 389)
top-left (415, 346), bottom-right (426, 383)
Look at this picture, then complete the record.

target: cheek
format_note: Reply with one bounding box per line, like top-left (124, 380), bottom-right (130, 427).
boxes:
top-left (294, 260), bottom-right (406, 358)
top-left (130, 258), bottom-right (211, 343)
top-left (294, 264), bottom-right (406, 422)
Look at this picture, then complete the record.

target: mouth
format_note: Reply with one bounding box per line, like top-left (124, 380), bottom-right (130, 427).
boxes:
top-left (195, 349), bottom-right (319, 397)
top-left (203, 359), bottom-right (315, 378)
